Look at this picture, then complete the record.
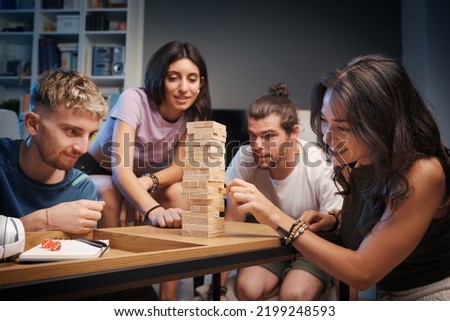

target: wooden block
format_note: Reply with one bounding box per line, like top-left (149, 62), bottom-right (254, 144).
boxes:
top-left (189, 132), bottom-right (227, 143)
top-left (182, 213), bottom-right (221, 225)
top-left (186, 126), bottom-right (227, 137)
top-left (184, 191), bottom-right (224, 201)
top-left (183, 139), bottom-right (226, 148)
top-left (188, 198), bottom-right (225, 210)
top-left (190, 205), bottom-right (224, 213)
top-left (183, 161), bottom-right (225, 171)
top-left (182, 215), bottom-right (224, 227)
top-left (182, 185), bottom-right (220, 194)
top-left (181, 229), bottom-right (225, 238)
top-left (182, 174), bottom-right (225, 183)
top-left (181, 145), bottom-right (225, 156)
top-left (183, 168), bottom-right (225, 177)
top-left (183, 220), bottom-right (224, 229)
top-left (182, 187), bottom-right (226, 197)
top-left (183, 149), bottom-right (226, 159)
top-left (183, 211), bottom-right (220, 219)
top-left (186, 121), bottom-right (226, 130)
top-left (181, 219), bottom-right (225, 238)
top-left (182, 222), bottom-right (224, 232)
top-left (182, 181), bottom-right (224, 189)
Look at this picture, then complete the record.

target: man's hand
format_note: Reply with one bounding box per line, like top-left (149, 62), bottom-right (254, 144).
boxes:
top-left (300, 210), bottom-right (336, 232)
top-left (47, 199), bottom-right (104, 234)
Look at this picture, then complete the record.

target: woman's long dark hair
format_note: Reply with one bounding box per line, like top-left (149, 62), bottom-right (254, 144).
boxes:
top-left (310, 54), bottom-right (450, 222)
top-left (144, 41), bottom-right (211, 121)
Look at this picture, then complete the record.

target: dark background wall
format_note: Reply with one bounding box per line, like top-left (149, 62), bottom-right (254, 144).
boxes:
top-left (143, 0), bottom-right (401, 110)
top-left (143, 0), bottom-right (450, 144)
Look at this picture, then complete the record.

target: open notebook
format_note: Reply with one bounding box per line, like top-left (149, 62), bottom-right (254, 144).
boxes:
top-left (19, 239), bottom-right (110, 262)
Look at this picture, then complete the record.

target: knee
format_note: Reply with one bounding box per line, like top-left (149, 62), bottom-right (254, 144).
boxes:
top-left (235, 283), bottom-right (255, 300)
top-left (235, 276), bottom-right (261, 301)
top-left (278, 286), bottom-right (309, 301)
top-left (279, 279), bottom-right (324, 301)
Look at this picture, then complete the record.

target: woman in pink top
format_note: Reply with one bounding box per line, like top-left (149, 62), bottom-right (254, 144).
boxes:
top-left (75, 41), bottom-right (212, 300)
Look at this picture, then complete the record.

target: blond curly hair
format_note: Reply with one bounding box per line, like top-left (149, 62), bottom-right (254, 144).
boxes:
top-left (30, 68), bottom-right (108, 119)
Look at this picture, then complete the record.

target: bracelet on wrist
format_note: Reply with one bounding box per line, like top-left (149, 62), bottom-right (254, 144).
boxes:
top-left (46, 208), bottom-right (50, 230)
top-left (143, 173), bottom-right (160, 193)
top-left (277, 219), bottom-right (308, 246)
top-left (145, 204), bottom-right (163, 221)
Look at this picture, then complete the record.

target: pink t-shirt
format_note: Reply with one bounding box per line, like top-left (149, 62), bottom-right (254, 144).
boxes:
top-left (95, 88), bottom-right (192, 176)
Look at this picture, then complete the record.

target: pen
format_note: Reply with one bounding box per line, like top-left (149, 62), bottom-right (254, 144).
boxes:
top-left (76, 238), bottom-right (108, 248)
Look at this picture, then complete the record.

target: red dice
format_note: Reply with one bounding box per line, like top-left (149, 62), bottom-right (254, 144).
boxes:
top-left (41, 239), bottom-right (62, 251)
top-left (49, 240), bottom-right (61, 251)
top-left (41, 238), bottom-right (53, 248)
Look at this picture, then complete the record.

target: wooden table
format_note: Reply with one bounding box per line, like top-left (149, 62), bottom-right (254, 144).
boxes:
top-left (0, 222), bottom-right (290, 300)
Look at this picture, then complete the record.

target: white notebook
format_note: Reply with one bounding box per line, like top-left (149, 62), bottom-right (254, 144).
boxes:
top-left (19, 239), bottom-right (110, 262)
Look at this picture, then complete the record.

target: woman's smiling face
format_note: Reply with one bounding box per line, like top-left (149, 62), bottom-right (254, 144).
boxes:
top-left (320, 89), bottom-right (371, 166)
top-left (160, 58), bottom-right (201, 120)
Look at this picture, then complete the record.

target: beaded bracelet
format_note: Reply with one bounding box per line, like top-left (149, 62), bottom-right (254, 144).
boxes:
top-left (143, 173), bottom-right (159, 193)
top-left (279, 219), bottom-right (308, 246)
top-left (286, 220), bottom-right (303, 243)
top-left (289, 222), bottom-right (308, 245)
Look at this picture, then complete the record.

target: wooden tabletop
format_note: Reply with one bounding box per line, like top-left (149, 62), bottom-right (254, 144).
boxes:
top-left (0, 221), bottom-right (289, 300)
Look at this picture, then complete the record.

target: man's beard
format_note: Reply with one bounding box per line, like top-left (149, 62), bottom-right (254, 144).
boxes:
top-left (37, 142), bottom-right (74, 171)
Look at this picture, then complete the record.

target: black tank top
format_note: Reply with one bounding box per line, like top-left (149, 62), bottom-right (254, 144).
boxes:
top-left (339, 165), bottom-right (450, 292)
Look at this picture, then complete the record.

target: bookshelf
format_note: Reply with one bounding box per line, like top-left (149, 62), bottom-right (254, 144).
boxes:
top-left (0, 0), bottom-right (144, 114)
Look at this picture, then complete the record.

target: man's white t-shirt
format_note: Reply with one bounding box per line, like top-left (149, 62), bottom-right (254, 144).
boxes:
top-left (225, 139), bottom-right (342, 218)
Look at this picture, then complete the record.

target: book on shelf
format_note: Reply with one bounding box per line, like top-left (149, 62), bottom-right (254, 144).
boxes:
top-left (38, 37), bottom-right (61, 74)
top-left (58, 43), bottom-right (78, 70)
top-left (42, 0), bottom-right (81, 10)
top-left (60, 51), bottom-right (78, 69)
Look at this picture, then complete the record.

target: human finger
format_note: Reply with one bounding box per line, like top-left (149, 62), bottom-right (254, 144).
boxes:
top-left (225, 178), bottom-right (248, 193)
top-left (170, 211), bottom-right (182, 228)
top-left (151, 213), bottom-right (166, 228)
top-left (80, 199), bottom-right (105, 211)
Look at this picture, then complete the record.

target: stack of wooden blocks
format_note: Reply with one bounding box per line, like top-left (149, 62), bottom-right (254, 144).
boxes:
top-left (181, 121), bottom-right (227, 237)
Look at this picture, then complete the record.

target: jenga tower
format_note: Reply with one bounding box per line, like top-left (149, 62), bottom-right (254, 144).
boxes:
top-left (181, 121), bottom-right (227, 237)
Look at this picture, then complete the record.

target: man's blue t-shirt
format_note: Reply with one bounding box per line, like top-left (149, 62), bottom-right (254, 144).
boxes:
top-left (0, 138), bottom-right (97, 218)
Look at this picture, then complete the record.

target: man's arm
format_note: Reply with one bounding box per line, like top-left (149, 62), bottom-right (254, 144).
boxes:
top-left (20, 199), bottom-right (104, 234)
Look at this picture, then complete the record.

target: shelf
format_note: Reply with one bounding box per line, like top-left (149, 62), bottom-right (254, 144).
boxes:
top-left (0, 9), bottom-right (35, 16)
top-left (38, 32), bottom-right (79, 42)
top-left (0, 32), bottom-right (33, 44)
top-left (39, 9), bottom-right (81, 13)
top-left (0, 0), bottom-right (144, 108)
top-left (86, 8), bottom-right (127, 12)
top-left (85, 31), bottom-right (125, 43)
